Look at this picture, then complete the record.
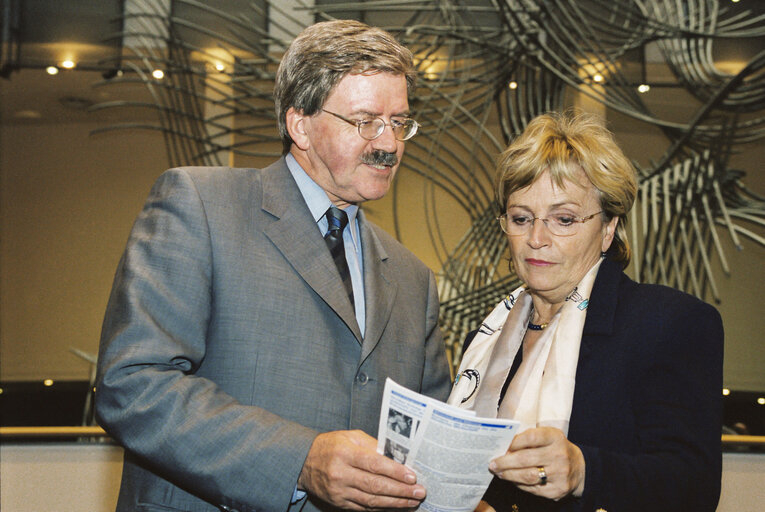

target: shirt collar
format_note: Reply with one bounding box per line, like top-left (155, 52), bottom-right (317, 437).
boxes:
top-left (285, 153), bottom-right (360, 244)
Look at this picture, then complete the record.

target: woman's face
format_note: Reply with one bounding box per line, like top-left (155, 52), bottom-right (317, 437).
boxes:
top-left (505, 167), bottom-right (618, 306)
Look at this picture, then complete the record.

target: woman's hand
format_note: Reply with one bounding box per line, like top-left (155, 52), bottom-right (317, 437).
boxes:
top-left (474, 500), bottom-right (496, 512)
top-left (488, 427), bottom-right (585, 501)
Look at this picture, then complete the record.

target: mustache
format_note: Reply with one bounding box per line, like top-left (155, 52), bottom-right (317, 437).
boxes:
top-left (361, 150), bottom-right (398, 167)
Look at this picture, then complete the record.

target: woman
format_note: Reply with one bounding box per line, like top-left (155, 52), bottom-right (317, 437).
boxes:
top-left (448, 111), bottom-right (723, 512)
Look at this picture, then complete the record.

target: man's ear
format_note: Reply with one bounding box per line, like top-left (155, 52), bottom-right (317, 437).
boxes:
top-left (286, 107), bottom-right (310, 151)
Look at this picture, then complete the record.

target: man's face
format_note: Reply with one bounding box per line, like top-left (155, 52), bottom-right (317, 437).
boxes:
top-left (288, 72), bottom-right (410, 208)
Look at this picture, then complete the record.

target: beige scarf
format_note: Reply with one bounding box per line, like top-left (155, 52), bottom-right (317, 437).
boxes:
top-left (447, 259), bottom-right (603, 436)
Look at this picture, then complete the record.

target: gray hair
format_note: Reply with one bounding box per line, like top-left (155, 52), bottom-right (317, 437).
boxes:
top-left (274, 20), bottom-right (417, 154)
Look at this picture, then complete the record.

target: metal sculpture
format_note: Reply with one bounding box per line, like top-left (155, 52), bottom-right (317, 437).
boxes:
top-left (92, 0), bottom-right (765, 368)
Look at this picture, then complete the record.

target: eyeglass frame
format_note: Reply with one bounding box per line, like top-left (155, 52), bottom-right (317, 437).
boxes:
top-left (497, 211), bottom-right (604, 237)
top-left (321, 109), bottom-right (420, 141)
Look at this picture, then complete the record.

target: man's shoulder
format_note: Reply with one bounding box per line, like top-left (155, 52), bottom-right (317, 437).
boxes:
top-left (167, 159), bottom-right (284, 184)
top-left (154, 159), bottom-right (289, 198)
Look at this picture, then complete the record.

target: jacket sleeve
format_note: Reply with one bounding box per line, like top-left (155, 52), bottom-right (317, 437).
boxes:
top-left (420, 268), bottom-right (453, 403)
top-left (577, 293), bottom-right (724, 512)
top-left (95, 168), bottom-right (317, 512)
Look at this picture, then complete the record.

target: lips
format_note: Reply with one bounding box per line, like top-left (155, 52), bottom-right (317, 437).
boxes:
top-left (525, 258), bottom-right (554, 266)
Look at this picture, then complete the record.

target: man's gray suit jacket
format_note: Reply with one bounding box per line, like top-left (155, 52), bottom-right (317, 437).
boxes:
top-left (95, 157), bottom-right (452, 512)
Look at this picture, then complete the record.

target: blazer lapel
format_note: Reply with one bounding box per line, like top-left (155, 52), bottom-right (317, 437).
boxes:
top-left (358, 211), bottom-right (397, 362)
top-left (579, 258), bottom-right (621, 359)
top-left (259, 158), bottom-right (362, 341)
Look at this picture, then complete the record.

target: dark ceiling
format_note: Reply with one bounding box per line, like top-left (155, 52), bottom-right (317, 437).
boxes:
top-left (1, 0), bottom-right (764, 126)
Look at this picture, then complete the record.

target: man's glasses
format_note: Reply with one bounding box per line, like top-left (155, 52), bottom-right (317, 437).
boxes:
top-left (322, 109), bottom-right (419, 141)
top-left (497, 211), bottom-right (603, 237)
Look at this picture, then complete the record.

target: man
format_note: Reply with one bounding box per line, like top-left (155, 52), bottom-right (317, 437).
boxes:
top-left (94, 19), bottom-right (451, 512)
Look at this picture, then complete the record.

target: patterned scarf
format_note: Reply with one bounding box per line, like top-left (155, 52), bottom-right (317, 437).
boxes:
top-left (447, 259), bottom-right (603, 436)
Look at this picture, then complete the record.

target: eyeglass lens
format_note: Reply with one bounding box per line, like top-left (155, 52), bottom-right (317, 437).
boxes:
top-left (359, 118), bottom-right (417, 141)
top-left (498, 214), bottom-right (593, 237)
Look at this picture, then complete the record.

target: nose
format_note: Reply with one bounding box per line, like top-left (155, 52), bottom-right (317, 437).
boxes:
top-left (527, 218), bottom-right (551, 248)
top-left (372, 122), bottom-right (399, 153)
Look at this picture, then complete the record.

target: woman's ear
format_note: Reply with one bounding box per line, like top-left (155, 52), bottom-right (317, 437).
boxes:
top-left (286, 107), bottom-right (310, 151)
top-left (601, 215), bottom-right (619, 252)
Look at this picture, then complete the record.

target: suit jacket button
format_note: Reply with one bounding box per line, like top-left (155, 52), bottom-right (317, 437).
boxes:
top-left (357, 372), bottom-right (368, 384)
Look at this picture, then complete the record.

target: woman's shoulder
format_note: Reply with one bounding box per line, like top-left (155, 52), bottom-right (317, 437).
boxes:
top-left (621, 275), bottom-right (720, 319)
top-left (595, 258), bottom-right (716, 317)
top-left (610, 272), bottom-right (723, 360)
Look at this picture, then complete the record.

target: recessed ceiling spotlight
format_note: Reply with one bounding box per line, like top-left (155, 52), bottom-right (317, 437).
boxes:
top-left (593, 73), bottom-right (604, 83)
top-left (60, 60), bottom-right (76, 69)
top-left (508, 81), bottom-right (518, 90)
top-left (214, 62), bottom-right (225, 72)
top-left (46, 66), bottom-right (59, 75)
top-left (152, 69), bottom-right (165, 80)
top-left (638, 84), bottom-right (650, 93)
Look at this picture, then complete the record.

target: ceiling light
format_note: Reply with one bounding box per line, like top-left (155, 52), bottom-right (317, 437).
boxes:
top-left (722, 388), bottom-right (730, 396)
top-left (508, 81), bottom-right (518, 90)
top-left (46, 66), bottom-right (59, 75)
top-left (152, 69), bottom-right (165, 80)
top-left (214, 62), bottom-right (226, 72)
top-left (758, 397), bottom-right (765, 405)
top-left (638, 84), bottom-right (650, 93)
top-left (43, 379), bottom-right (54, 387)
top-left (60, 60), bottom-right (76, 70)
top-left (593, 73), bottom-right (604, 83)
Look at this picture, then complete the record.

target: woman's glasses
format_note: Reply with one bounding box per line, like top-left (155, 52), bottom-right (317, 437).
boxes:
top-left (497, 211), bottom-right (603, 237)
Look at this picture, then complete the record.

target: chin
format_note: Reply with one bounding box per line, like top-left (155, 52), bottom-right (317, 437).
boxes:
top-left (360, 183), bottom-right (393, 201)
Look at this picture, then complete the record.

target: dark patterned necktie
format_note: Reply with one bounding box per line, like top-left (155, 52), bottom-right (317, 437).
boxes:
top-left (324, 206), bottom-right (355, 310)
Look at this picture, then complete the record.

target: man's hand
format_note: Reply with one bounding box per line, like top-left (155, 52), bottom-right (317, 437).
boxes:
top-left (298, 430), bottom-right (425, 510)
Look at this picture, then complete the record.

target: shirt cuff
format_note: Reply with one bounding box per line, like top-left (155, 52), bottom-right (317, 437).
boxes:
top-left (291, 486), bottom-right (306, 504)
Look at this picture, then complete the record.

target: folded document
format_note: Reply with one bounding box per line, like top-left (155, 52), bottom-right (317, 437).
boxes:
top-left (376, 378), bottom-right (520, 512)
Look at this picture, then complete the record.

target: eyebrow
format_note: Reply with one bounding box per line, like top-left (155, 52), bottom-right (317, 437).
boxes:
top-left (507, 201), bottom-right (583, 210)
top-left (352, 109), bottom-right (411, 118)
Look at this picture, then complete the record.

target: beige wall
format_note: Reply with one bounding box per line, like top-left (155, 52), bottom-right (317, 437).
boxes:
top-left (1, 104), bottom-right (763, 391)
top-left (1, 122), bottom-right (169, 380)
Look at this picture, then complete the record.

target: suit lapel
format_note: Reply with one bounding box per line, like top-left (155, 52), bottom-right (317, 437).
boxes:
top-left (358, 210), bottom-right (397, 362)
top-left (259, 158), bottom-right (362, 341)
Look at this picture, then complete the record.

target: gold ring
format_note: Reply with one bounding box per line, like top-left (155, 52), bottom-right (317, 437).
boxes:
top-left (537, 466), bottom-right (548, 485)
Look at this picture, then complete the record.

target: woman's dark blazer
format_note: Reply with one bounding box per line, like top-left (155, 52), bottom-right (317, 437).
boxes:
top-left (480, 256), bottom-right (724, 512)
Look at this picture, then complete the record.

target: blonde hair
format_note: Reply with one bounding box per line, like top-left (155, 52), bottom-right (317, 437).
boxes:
top-left (275, 20), bottom-right (416, 154)
top-left (496, 111), bottom-right (637, 266)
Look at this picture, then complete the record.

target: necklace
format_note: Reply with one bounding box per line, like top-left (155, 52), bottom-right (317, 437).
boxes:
top-left (527, 321), bottom-right (548, 331)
